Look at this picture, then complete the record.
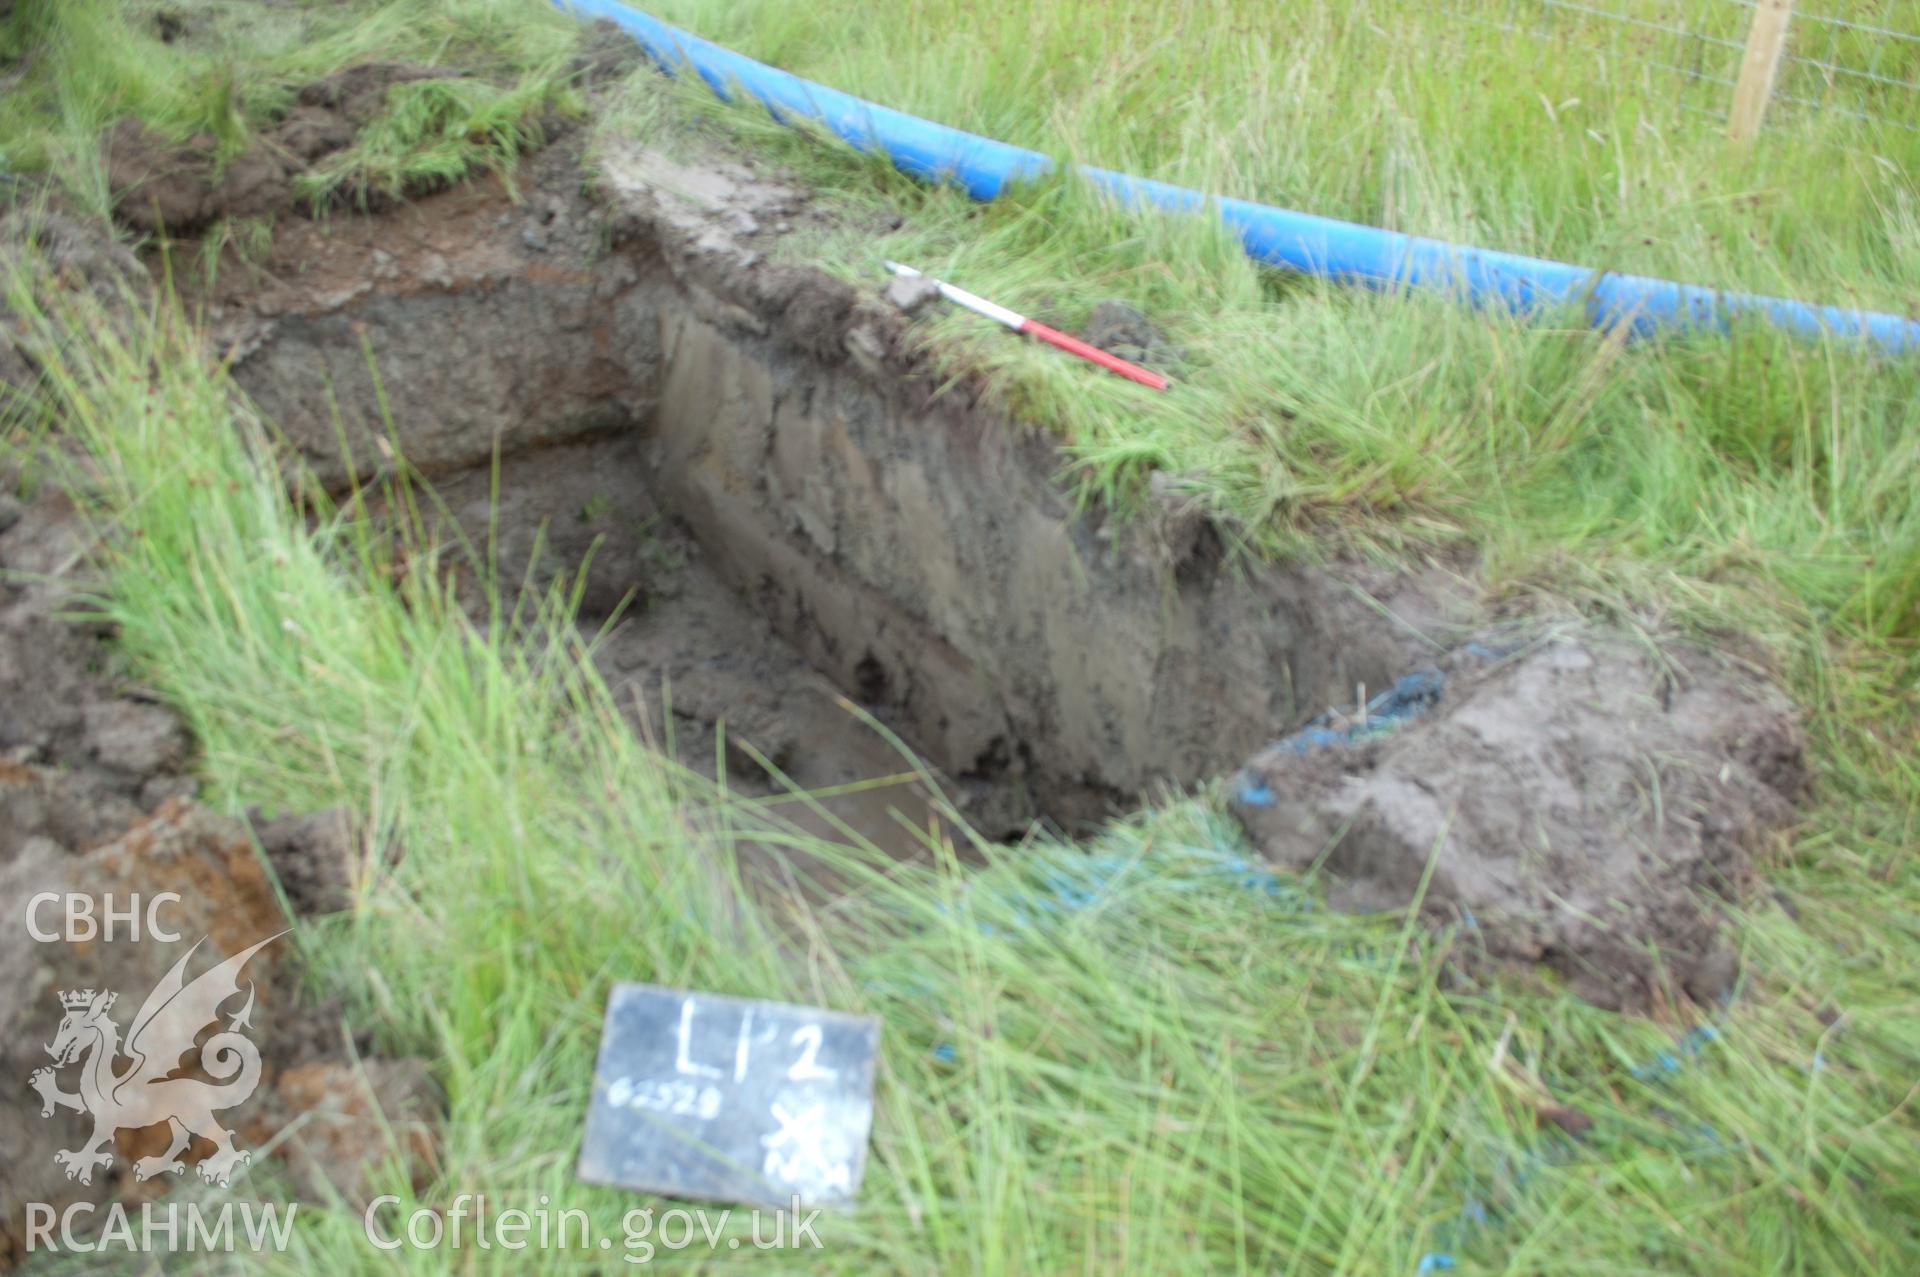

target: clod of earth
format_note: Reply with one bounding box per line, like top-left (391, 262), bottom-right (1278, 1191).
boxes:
top-left (105, 120), bottom-right (294, 236)
top-left (264, 1058), bottom-right (440, 1205)
top-left (0, 201), bottom-right (146, 392)
top-left (570, 17), bottom-right (649, 86)
top-left (1, 468), bottom-right (198, 854)
top-left (249, 806), bottom-right (362, 918)
top-left (1230, 635), bottom-right (1805, 1009)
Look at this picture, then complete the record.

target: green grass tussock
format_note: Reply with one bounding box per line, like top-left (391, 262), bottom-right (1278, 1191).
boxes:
top-left (294, 71), bottom-right (580, 207)
top-left (0, 0), bottom-right (585, 213)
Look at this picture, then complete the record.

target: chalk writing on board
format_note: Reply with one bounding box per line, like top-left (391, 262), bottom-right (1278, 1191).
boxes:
top-left (577, 984), bottom-right (880, 1207)
top-left (762, 1102), bottom-right (853, 1192)
top-left (604, 1075), bottom-right (723, 1121)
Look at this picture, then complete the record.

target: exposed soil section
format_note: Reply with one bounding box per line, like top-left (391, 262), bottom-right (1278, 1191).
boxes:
top-left (1230, 634), bottom-right (1806, 1009)
top-left (213, 136), bottom-right (1460, 841)
top-left (420, 434), bottom-right (966, 853)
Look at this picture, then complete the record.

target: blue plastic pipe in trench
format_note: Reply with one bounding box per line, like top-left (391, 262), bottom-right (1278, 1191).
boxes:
top-left (555, 0), bottom-right (1920, 355)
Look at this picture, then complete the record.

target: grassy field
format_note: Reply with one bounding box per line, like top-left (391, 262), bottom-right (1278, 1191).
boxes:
top-left (4, 0), bottom-right (1919, 1272)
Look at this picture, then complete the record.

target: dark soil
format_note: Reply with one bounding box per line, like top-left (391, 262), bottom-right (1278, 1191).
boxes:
top-left (0, 460), bottom-right (196, 856)
top-left (417, 434), bottom-right (965, 860)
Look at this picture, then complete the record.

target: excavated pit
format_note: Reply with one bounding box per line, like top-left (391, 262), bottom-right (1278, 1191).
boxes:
top-left (203, 136), bottom-right (1806, 1007)
top-left (214, 139), bottom-right (1452, 848)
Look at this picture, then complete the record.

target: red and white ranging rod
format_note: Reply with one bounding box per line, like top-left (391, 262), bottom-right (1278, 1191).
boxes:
top-left (883, 261), bottom-right (1171, 391)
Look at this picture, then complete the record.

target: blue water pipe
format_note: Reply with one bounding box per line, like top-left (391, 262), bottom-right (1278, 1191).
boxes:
top-left (556, 0), bottom-right (1920, 354)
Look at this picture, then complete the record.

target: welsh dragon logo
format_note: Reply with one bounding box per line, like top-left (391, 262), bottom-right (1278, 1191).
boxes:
top-left (28, 933), bottom-right (284, 1188)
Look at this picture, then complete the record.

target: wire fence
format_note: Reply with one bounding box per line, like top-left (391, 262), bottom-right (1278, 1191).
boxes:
top-left (1443, 1), bottom-right (1920, 134)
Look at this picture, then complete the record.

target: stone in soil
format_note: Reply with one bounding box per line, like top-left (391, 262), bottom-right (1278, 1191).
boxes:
top-left (883, 273), bottom-right (942, 316)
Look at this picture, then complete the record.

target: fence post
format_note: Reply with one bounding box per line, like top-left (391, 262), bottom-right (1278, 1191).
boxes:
top-left (1728, 0), bottom-right (1796, 142)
